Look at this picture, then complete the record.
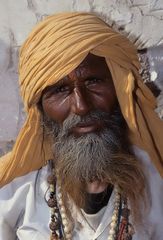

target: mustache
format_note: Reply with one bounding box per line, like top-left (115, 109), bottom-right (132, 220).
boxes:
top-left (42, 105), bottom-right (128, 154)
top-left (42, 106), bottom-right (147, 225)
top-left (53, 106), bottom-right (126, 137)
top-left (53, 106), bottom-right (129, 182)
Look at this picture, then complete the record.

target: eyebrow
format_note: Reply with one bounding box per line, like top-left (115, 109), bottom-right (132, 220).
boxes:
top-left (46, 78), bottom-right (68, 90)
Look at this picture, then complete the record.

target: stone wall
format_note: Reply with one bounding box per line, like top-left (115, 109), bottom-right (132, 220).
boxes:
top-left (0, 0), bottom-right (163, 155)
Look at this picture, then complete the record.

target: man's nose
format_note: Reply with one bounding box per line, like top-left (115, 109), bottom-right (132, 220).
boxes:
top-left (71, 87), bottom-right (92, 116)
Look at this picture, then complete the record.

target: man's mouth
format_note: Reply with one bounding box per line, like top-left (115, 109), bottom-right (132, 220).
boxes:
top-left (71, 121), bottom-right (103, 136)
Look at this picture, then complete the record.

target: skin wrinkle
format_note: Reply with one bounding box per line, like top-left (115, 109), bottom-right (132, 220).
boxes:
top-left (3, 12), bottom-right (160, 191)
top-left (41, 54), bottom-right (117, 124)
top-left (40, 53), bottom-right (147, 225)
top-left (41, 105), bottom-right (146, 225)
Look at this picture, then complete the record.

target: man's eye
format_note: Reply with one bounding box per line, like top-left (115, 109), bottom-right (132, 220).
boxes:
top-left (52, 85), bottom-right (70, 94)
top-left (44, 85), bottom-right (70, 98)
top-left (56, 86), bottom-right (67, 93)
top-left (86, 78), bottom-right (103, 85)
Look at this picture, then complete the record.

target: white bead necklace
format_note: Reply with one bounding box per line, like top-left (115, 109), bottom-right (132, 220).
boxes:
top-left (56, 185), bottom-right (135, 240)
top-left (108, 185), bottom-right (121, 240)
top-left (57, 185), bottom-right (72, 240)
top-left (56, 184), bottom-right (121, 240)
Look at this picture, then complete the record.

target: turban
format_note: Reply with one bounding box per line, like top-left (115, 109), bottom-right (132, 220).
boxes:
top-left (0, 12), bottom-right (163, 187)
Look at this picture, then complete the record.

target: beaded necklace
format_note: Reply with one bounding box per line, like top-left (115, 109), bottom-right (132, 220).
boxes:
top-left (46, 167), bottom-right (135, 240)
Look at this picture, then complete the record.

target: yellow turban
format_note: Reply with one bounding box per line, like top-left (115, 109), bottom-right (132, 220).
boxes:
top-left (0, 12), bottom-right (163, 187)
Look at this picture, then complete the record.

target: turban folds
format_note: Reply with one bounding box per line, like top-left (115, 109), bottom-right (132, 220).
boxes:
top-left (0, 12), bottom-right (163, 187)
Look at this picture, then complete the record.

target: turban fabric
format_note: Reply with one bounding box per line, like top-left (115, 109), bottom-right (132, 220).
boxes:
top-left (0, 12), bottom-right (163, 187)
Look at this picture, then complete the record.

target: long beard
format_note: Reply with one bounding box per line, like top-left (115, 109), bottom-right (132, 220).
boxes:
top-left (42, 106), bottom-right (147, 224)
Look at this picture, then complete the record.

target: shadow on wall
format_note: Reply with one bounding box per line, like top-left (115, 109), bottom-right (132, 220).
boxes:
top-left (0, 39), bottom-right (25, 156)
top-left (0, 37), bottom-right (19, 74)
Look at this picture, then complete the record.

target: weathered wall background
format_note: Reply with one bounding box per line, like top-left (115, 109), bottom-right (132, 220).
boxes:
top-left (0, 0), bottom-right (163, 155)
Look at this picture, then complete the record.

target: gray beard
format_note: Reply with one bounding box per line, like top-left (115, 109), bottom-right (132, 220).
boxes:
top-left (43, 107), bottom-right (131, 182)
top-left (42, 106), bottom-right (146, 223)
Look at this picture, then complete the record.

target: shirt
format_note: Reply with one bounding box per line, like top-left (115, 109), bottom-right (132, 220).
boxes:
top-left (0, 146), bottom-right (163, 240)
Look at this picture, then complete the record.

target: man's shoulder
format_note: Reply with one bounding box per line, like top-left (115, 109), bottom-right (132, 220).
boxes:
top-left (133, 145), bottom-right (163, 181)
top-left (133, 145), bottom-right (161, 174)
top-left (0, 165), bottom-right (49, 199)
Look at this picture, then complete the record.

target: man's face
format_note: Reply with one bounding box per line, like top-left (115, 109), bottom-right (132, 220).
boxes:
top-left (42, 53), bottom-right (117, 136)
top-left (40, 54), bottom-right (145, 212)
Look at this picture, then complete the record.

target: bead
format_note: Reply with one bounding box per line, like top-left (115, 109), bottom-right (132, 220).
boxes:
top-left (108, 236), bottom-right (114, 240)
top-left (121, 208), bottom-right (130, 218)
top-left (50, 232), bottom-right (59, 240)
top-left (109, 233), bottom-right (115, 238)
top-left (113, 208), bottom-right (118, 214)
top-left (109, 229), bottom-right (116, 235)
top-left (51, 237), bottom-right (59, 240)
top-left (47, 174), bottom-right (56, 184)
top-left (114, 202), bottom-right (120, 208)
top-left (112, 214), bottom-right (118, 220)
top-left (51, 218), bottom-right (58, 223)
top-left (50, 192), bottom-right (55, 198)
top-left (54, 207), bottom-right (59, 213)
top-left (48, 198), bottom-right (57, 208)
top-left (51, 207), bottom-right (59, 214)
top-left (115, 195), bottom-right (120, 201)
top-left (114, 207), bottom-right (119, 212)
top-left (111, 217), bottom-right (117, 223)
top-left (114, 187), bottom-right (119, 194)
top-left (110, 223), bottom-right (115, 229)
top-left (112, 213), bottom-right (118, 219)
top-left (51, 208), bottom-right (55, 214)
top-left (49, 221), bottom-right (59, 231)
top-left (50, 185), bottom-right (55, 192)
top-left (51, 214), bottom-right (56, 218)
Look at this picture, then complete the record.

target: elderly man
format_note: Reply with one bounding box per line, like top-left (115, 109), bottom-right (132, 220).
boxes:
top-left (0, 12), bottom-right (163, 240)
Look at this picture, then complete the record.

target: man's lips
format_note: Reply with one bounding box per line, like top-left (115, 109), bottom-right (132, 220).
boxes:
top-left (71, 121), bottom-right (103, 135)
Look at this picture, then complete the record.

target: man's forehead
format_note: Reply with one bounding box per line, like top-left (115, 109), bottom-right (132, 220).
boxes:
top-left (43, 53), bottom-right (111, 92)
top-left (79, 53), bottom-right (106, 67)
top-left (62, 53), bottom-right (111, 81)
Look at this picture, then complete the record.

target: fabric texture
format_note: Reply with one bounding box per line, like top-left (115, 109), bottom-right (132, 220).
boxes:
top-left (0, 147), bottom-right (163, 239)
top-left (0, 12), bottom-right (163, 187)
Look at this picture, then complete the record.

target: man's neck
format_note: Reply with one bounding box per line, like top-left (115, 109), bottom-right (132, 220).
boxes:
top-left (83, 185), bottom-right (113, 214)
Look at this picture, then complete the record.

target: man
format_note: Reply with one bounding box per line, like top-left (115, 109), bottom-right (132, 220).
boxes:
top-left (0, 12), bottom-right (163, 240)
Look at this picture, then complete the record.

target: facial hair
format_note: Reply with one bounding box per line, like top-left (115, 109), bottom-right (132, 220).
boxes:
top-left (42, 106), bottom-right (146, 224)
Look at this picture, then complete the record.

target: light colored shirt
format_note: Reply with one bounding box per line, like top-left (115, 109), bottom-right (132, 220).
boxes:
top-left (0, 146), bottom-right (163, 240)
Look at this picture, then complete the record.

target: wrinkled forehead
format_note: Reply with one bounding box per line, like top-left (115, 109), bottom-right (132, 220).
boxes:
top-left (41, 53), bottom-right (113, 95)
top-left (19, 12), bottom-right (138, 110)
top-left (79, 53), bottom-right (107, 67)
top-left (68, 53), bottom-right (112, 81)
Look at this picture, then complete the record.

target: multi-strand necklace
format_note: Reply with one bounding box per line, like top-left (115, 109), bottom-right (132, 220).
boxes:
top-left (108, 188), bottom-right (135, 240)
top-left (46, 168), bottom-right (135, 240)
